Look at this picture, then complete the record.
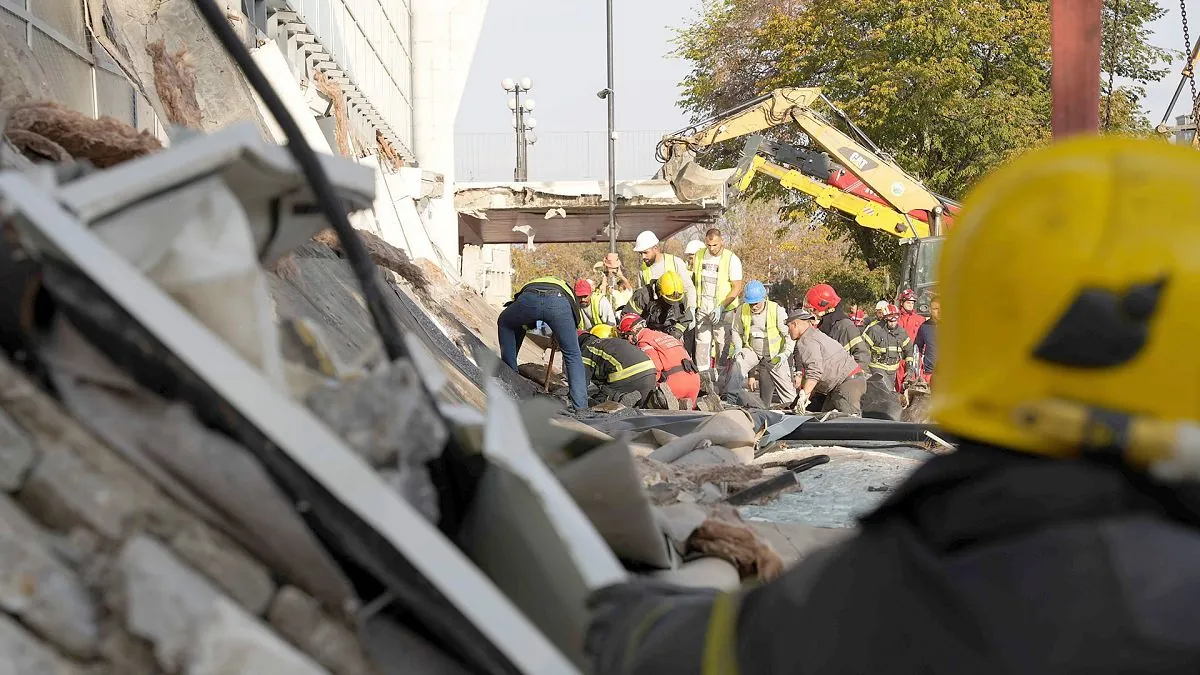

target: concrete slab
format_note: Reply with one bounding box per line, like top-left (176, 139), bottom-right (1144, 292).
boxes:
top-left (455, 179), bottom-right (727, 245)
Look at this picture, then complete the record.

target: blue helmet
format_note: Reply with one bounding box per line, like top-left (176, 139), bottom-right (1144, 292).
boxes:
top-left (743, 280), bottom-right (767, 304)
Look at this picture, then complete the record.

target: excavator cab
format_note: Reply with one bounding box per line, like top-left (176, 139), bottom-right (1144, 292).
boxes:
top-left (901, 236), bottom-right (944, 314)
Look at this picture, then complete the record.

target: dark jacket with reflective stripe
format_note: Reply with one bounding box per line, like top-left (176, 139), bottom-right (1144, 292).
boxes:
top-left (820, 307), bottom-right (871, 371)
top-left (580, 337), bottom-right (656, 384)
top-left (594, 443), bottom-right (1200, 674)
top-left (861, 321), bottom-right (914, 372)
top-left (622, 286), bottom-right (692, 338)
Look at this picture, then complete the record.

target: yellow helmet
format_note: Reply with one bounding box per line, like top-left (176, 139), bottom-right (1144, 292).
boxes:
top-left (589, 324), bottom-right (616, 339)
top-left (932, 136), bottom-right (1200, 472)
top-left (658, 271), bottom-right (686, 303)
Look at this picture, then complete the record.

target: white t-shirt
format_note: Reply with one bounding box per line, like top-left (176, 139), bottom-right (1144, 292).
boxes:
top-left (699, 250), bottom-right (744, 311)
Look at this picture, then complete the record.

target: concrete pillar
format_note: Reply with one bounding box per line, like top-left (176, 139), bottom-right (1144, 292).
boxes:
top-left (411, 0), bottom-right (490, 277)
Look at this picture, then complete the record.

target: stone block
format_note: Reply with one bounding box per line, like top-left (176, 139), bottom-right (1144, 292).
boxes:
top-left (0, 408), bottom-right (36, 491)
top-left (18, 444), bottom-right (145, 541)
top-left (267, 586), bottom-right (376, 675)
top-left (188, 596), bottom-right (329, 675)
top-left (169, 523), bottom-right (275, 615)
top-left (0, 494), bottom-right (99, 658)
top-left (0, 612), bottom-right (85, 675)
top-left (116, 534), bottom-right (222, 672)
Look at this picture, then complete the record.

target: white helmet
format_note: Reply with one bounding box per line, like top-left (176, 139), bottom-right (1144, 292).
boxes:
top-left (633, 231), bottom-right (660, 252)
top-left (684, 239), bottom-right (704, 255)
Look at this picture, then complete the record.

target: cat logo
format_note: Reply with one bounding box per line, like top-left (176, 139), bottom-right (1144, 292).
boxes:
top-left (838, 147), bottom-right (878, 172)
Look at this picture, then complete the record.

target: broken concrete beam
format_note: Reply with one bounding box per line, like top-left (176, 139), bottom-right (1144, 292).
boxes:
top-left (169, 522), bottom-right (276, 616)
top-left (0, 407), bottom-right (36, 491)
top-left (267, 586), bottom-right (378, 675)
top-left (0, 493), bottom-right (99, 658)
top-left (0, 612), bottom-right (86, 675)
top-left (190, 596), bottom-right (331, 675)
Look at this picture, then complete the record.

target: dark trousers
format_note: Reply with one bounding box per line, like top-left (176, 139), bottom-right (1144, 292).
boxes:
top-left (498, 290), bottom-right (587, 408)
top-left (598, 371), bottom-right (658, 407)
top-left (821, 375), bottom-right (866, 415)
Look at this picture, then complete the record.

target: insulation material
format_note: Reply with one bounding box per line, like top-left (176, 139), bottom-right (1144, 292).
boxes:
top-left (92, 175), bottom-right (287, 389)
top-left (688, 516), bottom-right (784, 582)
top-left (312, 227), bottom-right (429, 292)
top-left (5, 101), bottom-right (161, 167)
top-left (146, 39), bottom-right (202, 128)
top-left (313, 71), bottom-right (350, 156)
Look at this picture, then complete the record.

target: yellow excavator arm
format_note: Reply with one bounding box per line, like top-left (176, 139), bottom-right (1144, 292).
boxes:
top-left (659, 86), bottom-right (952, 233)
top-left (735, 154), bottom-right (932, 239)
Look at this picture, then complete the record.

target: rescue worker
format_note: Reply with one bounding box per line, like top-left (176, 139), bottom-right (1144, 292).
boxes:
top-left (861, 303), bottom-right (918, 391)
top-left (723, 280), bottom-right (795, 406)
top-left (914, 297), bottom-right (939, 384)
top-left (585, 136), bottom-right (1200, 674)
top-left (896, 288), bottom-right (926, 341)
top-left (850, 308), bottom-right (866, 328)
top-left (619, 313), bottom-right (701, 409)
top-left (692, 228), bottom-right (745, 373)
top-left (577, 326), bottom-right (658, 406)
top-left (632, 230), bottom-right (696, 316)
top-left (497, 276), bottom-right (587, 409)
top-left (575, 278), bottom-right (616, 330)
top-left (785, 308), bottom-right (866, 415)
top-left (804, 283), bottom-right (871, 371)
top-left (622, 271), bottom-right (692, 339)
top-left (684, 238), bottom-right (705, 262)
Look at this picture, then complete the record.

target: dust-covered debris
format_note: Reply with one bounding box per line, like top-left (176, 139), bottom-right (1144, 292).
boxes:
top-left (5, 102), bottom-right (162, 167)
top-left (146, 40), bottom-right (202, 128)
top-left (313, 228), bottom-right (429, 292)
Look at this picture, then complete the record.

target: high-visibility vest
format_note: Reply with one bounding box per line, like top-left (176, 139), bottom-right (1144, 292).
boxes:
top-left (518, 276), bottom-right (582, 328)
top-left (693, 248), bottom-right (738, 310)
top-left (581, 297), bottom-right (608, 329)
top-left (640, 253), bottom-right (685, 286)
top-left (738, 301), bottom-right (783, 358)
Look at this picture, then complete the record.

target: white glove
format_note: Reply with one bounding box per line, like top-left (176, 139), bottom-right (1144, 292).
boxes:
top-left (793, 390), bottom-right (809, 412)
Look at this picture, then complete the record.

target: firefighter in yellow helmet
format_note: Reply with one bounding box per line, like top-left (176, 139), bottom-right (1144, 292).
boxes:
top-left (584, 137), bottom-right (1200, 673)
top-left (620, 270), bottom-right (693, 340)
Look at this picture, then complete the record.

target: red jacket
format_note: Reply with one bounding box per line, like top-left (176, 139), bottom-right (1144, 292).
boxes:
top-left (898, 309), bottom-right (926, 342)
top-left (634, 328), bottom-right (700, 407)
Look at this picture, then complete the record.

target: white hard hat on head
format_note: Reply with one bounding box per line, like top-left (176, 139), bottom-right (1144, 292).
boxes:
top-left (633, 231), bottom-right (660, 252)
top-left (874, 300), bottom-right (891, 312)
top-left (684, 239), bottom-right (704, 255)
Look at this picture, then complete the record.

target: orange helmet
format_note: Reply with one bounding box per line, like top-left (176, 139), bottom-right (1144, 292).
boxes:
top-left (804, 284), bottom-right (841, 311)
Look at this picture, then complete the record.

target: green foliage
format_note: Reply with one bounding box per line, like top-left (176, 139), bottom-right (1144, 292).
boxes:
top-left (511, 242), bottom-right (641, 288)
top-left (674, 0), bottom-right (1173, 276)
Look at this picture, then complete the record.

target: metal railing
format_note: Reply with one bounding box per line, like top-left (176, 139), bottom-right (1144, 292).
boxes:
top-left (454, 130), bottom-right (671, 182)
top-left (0, 0), bottom-right (163, 137)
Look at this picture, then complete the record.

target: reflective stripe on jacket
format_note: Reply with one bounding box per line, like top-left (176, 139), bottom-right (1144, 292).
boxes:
top-left (581, 338), bottom-right (657, 383)
top-left (860, 322), bottom-right (916, 372)
top-left (692, 248), bottom-right (738, 311)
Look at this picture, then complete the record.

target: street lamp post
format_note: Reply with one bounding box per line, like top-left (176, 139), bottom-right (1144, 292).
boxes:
top-left (502, 77), bottom-right (537, 181)
top-left (603, 0), bottom-right (616, 253)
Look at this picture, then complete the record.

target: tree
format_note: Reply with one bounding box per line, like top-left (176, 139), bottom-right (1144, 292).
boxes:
top-left (674, 0), bottom-right (1173, 272)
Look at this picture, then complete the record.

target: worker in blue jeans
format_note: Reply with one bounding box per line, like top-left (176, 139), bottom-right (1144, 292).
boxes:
top-left (498, 276), bottom-right (589, 409)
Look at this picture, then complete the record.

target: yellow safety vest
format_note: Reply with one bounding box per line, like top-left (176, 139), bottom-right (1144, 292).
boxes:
top-left (581, 297), bottom-right (607, 329)
top-left (519, 276), bottom-right (583, 329)
top-left (693, 248), bottom-right (738, 310)
top-left (640, 253), bottom-right (685, 286)
top-left (738, 301), bottom-right (783, 358)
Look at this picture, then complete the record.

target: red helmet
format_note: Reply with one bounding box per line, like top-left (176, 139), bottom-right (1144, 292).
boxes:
top-left (618, 312), bottom-right (644, 335)
top-left (898, 288), bottom-right (917, 302)
top-left (574, 278), bottom-right (593, 297)
top-left (804, 284), bottom-right (840, 311)
top-left (885, 304), bottom-right (901, 317)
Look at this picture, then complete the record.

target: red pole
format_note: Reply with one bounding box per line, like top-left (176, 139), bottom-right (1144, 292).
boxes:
top-left (1051, 0), bottom-right (1103, 138)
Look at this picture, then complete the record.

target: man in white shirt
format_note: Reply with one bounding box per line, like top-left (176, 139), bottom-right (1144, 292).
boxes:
top-left (691, 228), bottom-right (744, 371)
top-left (633, 230), bottom-right (696, 317)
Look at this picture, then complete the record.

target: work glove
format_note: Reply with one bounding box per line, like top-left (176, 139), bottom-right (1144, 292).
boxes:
top-left (769, 354), bottom-right (782, 366)
top-left (792, 389), bottom-right (810, 413)
top-left (585, 580), bottom-right (720, 675)
top-left (747, 376), bottom-right (758, 392)
top-left (681, 358), bottom-right (698, 374)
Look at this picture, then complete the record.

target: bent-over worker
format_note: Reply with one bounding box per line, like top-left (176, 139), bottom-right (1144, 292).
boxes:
top-left (578, 327), bottom-right (658, 406)
top-left (622, 271), bottom-right (693, 339)
top-left (584, 136), bottom-right (1200, 675)
top-left (497, 276), bottom-right (587, 409)
top-left (619, 313), bottom-right (700, 409)
top-left (786, 308), bottom-right (866, 415)
top-left (723, 280), bottom-right (795, 406)
top-left (805, 283), bottom-right (871, 371)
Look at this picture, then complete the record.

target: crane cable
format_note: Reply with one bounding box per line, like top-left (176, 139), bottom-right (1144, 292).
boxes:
top-left (1183, 0), bottom-right (1200, 128)
top-left (1103, 0), bottom-right (1124, 130)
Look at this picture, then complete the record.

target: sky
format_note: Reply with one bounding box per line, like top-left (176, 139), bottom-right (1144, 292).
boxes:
top-left (456, 0), bottom-right (1198, 141)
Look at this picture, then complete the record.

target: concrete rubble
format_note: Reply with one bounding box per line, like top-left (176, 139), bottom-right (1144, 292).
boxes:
top-left (0, 9), bottom-right (948, 673)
